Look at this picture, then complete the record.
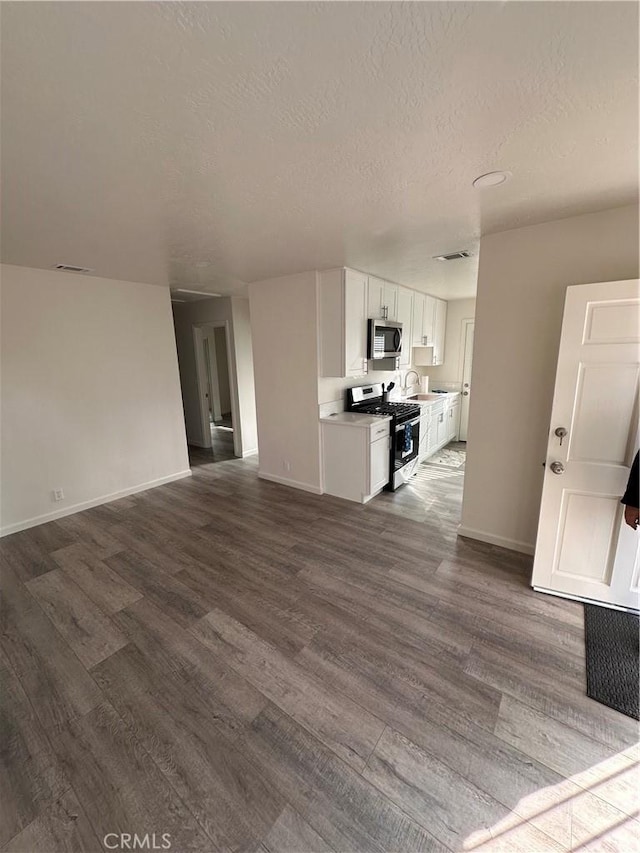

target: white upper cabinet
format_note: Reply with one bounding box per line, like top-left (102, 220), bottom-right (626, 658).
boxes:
top-left (411, 292), bottom-right (425, 346)
top-left (432, 298), bottom-right (447, 365)
top-left (318, 268), bottom-right (368, 377)
top-left (423, 296), bottom-right (436, 347)
top-left (319, 266), bottom-right (446, 376)
top-left (411, 294), bottom-right (447, 366)
top-left (367, 276), bottom-right (385, 319)
top-left (344, 269), bottom-right (369, 375)
top-left (411, 292), bottom-right (436, 347)
top-left (396, 287), bottom-right (413, 367)
top-left (368, 276), bottom-right (398, 320)
top-left (383, 282), bottom-right (398, 321)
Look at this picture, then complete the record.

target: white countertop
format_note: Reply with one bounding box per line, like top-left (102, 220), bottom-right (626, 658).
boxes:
top-left (320, 412), bottom-right (392, 428)
top-left (402, 391), bottom-right (460, 403)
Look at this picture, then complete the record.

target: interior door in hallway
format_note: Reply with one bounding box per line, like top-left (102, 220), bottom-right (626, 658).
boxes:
top-left (532, 279), bottom-right (640, 610)
top-left (459, 320), bottom-right (474, 441)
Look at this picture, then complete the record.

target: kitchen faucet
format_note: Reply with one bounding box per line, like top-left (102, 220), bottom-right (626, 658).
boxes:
top-left (403, 369), bottom-right (420, 390)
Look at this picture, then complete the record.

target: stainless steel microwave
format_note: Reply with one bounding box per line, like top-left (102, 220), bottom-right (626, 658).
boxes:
top-left (368, 318), bottom-right (403, 360)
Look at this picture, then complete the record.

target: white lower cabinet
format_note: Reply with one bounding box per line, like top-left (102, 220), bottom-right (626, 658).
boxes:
top-left (435, 405), bottom-right (448, 446)
top-left (447, 399), bottom-right (461, 442)
top-left (418, 410), bottom-right (430, 461)
top-left (370, 434), bottom-right (391, 494)
top-left (416, 394), bottom-right (461, 462)
top-left (321, 415), bottom-right (391, 503)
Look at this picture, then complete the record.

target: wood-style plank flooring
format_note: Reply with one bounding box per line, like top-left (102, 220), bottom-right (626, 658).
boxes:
top-left (189, 418), bottom-right (236, 467)
top-left (1, 449), bottom-right (638, 852)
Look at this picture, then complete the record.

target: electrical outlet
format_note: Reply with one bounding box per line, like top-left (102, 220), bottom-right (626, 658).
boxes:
top-left (53, 488), bottom-right (64, 502)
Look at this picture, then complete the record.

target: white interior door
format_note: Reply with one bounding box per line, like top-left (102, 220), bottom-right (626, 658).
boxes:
top-left (459, 320), bottom-right (474, 441)
top-left (532, 279), bottom-right (640, 611)
top-left (203, 334), bottom-right (222, 422)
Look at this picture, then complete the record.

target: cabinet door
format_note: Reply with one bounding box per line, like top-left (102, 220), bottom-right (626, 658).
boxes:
top-left (367, 276), bottom-right (385, 319)
top-left (427, 409), bottom-right (439, 454)
top-left (422, 295), bottom-right (436, 346)
top-left (396, 287), bottom-right (413, 367)
top-left (369, 434), bottom-right (390, 494)
top-left (344, 269), bottom-right (368, 376)
top-left (447, 404), bottom-right (456, 441)
top-left (382, 283), bottom-right (398, 321)
top-left (432, 299), bottom-right (447, 365)
top-left (412, 293), bottom-right (425, 346)
top-left (436, 408), bottom-right (448, 446)
top-left (418, 412), bottom-right (430, 460)
top-left (449, 402), bottom-right (460, 441)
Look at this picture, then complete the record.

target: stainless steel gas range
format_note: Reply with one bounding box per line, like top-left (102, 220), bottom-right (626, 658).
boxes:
top-left (347, 383), bottom-right (422, 491)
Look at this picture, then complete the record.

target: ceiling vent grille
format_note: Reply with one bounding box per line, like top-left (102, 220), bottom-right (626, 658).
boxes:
top-left (54, 263), bottom-right (94, 273)
top-left (433, 251), bottom-right (472, 261)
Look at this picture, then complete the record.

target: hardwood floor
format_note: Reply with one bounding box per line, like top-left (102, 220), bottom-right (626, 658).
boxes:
top-left (1, 451), bottom-right (638, 852)
top-left (189, 418), bottom-right (236, 467)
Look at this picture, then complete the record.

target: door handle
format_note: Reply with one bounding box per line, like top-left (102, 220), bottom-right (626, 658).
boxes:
top-left (463, 391), bottom-right (469, 396)
top-left (549, 461), bottom-right (565, 475)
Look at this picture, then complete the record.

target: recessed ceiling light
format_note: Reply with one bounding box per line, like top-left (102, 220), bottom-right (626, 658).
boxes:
top-left (472, 171), bottom-right (512, 189)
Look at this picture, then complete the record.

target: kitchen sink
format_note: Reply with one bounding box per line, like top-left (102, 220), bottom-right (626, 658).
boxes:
top-left (406, 393), bottom-right (448, 401)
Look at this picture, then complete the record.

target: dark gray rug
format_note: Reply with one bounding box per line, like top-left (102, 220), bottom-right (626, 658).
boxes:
top-left (584, 604), bottom-right (639, 720)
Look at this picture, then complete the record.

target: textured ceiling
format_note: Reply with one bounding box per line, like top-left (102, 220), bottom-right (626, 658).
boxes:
top-left (1, 2), bottom-right (638, 299)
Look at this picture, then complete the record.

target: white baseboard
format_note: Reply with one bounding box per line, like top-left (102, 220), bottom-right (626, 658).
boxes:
top-left (242, 448), bottom-right (258, 458)
top-left (0, 470), bottom-right (193, 537)
top-left (457, 525), bottom-right (534, 556)
top-left (258, 472), bottom-right (322, 495)
top-left (532, 587), bottom-right (639, 613)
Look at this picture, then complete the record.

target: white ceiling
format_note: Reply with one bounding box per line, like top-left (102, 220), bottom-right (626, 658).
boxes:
top-left (2, 2), bottom-right (637, 300)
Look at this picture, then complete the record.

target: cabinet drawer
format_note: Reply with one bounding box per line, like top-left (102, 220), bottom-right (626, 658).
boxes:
top-left (370, 422), bottom-right (390, 440)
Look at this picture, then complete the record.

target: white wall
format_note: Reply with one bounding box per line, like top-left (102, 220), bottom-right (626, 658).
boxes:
top-left (171, 297), bottom-right (257, 456)
top-left (318, 368), bottom-right (402, 407)
top-left (249, 272), bottom-right (321, 492)
top-left (424, 297), bottom-right (476, 388)
top-left (230, 298), bottom-right (258, 456)
top-left (461, 205), bottom-right (640, 553)
top-left (0, 264), bottom-right (190, 534)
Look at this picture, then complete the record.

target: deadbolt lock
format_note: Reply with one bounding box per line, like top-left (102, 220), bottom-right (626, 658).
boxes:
top-left (554, 427), bottom-right (568, 446)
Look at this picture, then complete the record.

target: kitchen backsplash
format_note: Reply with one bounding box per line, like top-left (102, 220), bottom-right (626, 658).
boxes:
top-left (427, 379), bottom-right (462, 392)
top-left (318, 367), bottom-right (430, 417)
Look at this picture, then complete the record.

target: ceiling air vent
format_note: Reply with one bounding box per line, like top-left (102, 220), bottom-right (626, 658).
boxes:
top-left (54, 263), bottom-right (94, 273)
top-left (433, 251), bottom-right (472, 262)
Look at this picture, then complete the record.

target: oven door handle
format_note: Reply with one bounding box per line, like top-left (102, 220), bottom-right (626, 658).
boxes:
top-left (395, 417), bottom-right (420, 431)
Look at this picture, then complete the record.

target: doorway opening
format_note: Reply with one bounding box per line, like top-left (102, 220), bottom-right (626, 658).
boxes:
top-left (192, 323), bottom-right (236, 467)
